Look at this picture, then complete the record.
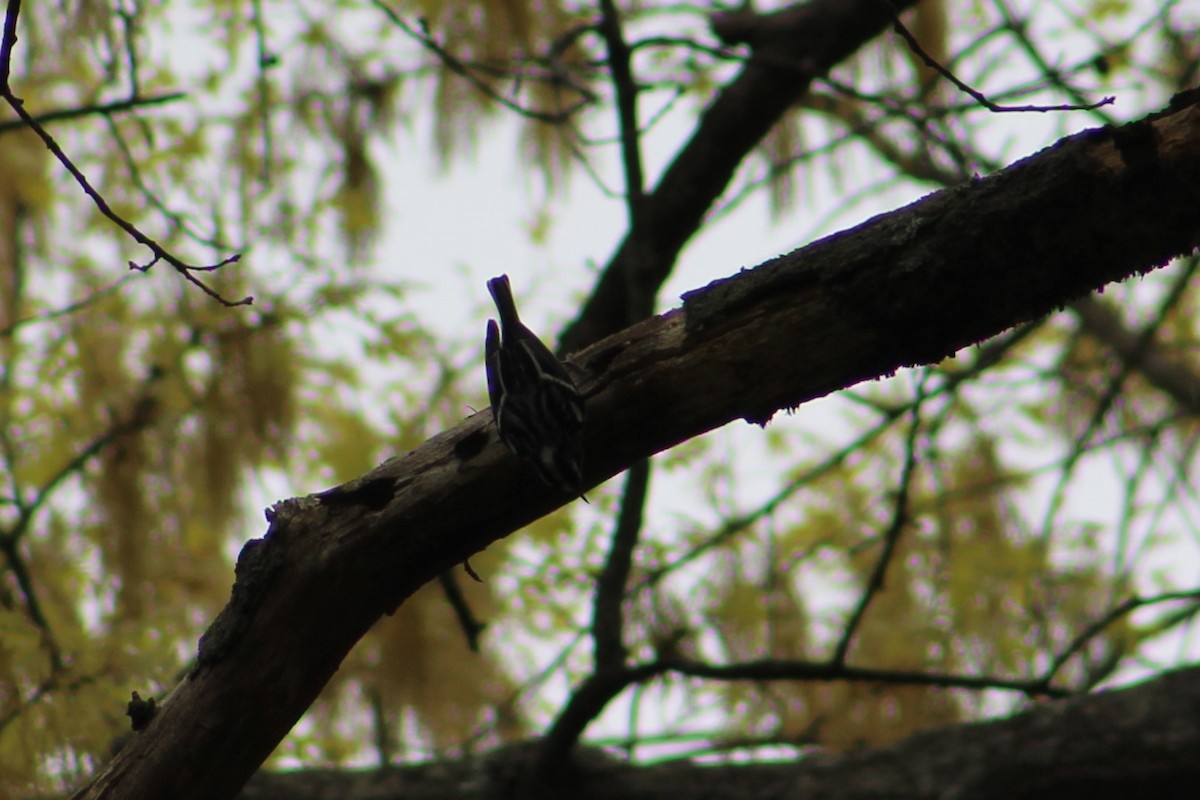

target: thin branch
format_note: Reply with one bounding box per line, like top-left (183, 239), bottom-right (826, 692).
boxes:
top-left (560, 0), bottom-right (928, 353)
top-left (539, 21), bottom-right (600, 104)
top-left (6, 393), bottom-right (157, 545)
top-left (0, 275), bottom-right (135, 339)
top-left (536, 2), bottom-right (659, 769)
top-left (537, 649), bottom-right (1073, 770)
top-left (993, 0), bottom-right (1171, 126)
top-left (831, 372), bottom-right (927, 666)
top-left (0, 0), bottom-right (249, 306)
top-left (1037, 589), bottom-right (1200, 690)
top-left (438, 570), bottom-right (486, 652)
top-left (0, 535), bottom-right (62, 669)
top-left (662, 656), bottom-right (1072, 697)
top-left (1073, 266), bottom-right (1200, 416)
top-left (592, 460), bottom-right (651, 669)
top-left (464, 628), bottom-right (590, 752)
top-left (639, 411), bottom-right (904, 592)
top-left (115, 1), bottom-right (142, 98)
top-left (0, 0), bottom-right (16, 88)
top-left (537, 663), bottom-right (663, 773)
top-left (561, 122), bottom-right (623, 199)
top-left (587, 0), bottom-right (651, 675)
top-left (367, 0), bottom-right (592, 124)
top-left (0, 669), bottom-right (97, 732)
top-left (103, 116), bottom-right (238, 252)
top-left (0, 91), bottom-right (185, 135)
top-left (1038, 259), bottom-right (1200, 543)
top-left (541, 466), bottom-right (652, 770)
top-left (597, 0), bottom-right (645, 229)
top-left (883, 0), bottom-right (1113, 113)
top-left (638, 322), bottom-right (1043, 593)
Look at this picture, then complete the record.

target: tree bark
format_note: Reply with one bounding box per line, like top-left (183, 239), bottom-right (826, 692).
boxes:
top-left (72, 91), bottom-right (1200, 800)
top-left (235, 664), bottom-right (1200, 800)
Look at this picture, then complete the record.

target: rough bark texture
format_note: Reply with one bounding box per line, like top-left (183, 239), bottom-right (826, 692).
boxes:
top-left (72, 93), bottom-right (1200, 800)
top-left (236, 665), bottom-right (1200, 800)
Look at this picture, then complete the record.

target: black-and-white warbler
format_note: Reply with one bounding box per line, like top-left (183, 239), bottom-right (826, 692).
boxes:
top-left (485, 274), bottom-right (586, 499)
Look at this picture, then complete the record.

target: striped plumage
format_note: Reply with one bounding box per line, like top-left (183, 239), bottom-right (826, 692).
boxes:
top-left (485, 275), bottom-right (586, 499)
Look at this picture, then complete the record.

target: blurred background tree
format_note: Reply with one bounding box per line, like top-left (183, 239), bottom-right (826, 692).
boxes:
top-left (1, 0), bottom-right (1198, 795)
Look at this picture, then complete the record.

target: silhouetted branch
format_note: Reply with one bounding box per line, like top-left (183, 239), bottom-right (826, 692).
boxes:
top-left (831, 373), bottom-right (926, 665)
top-left (1037, 588), bottom-right (1200, 690)
top-left (368, 0), bottom-right (593, 124)
top-left (0, 91), bottom-right (184, 135)
top-left (0, 0), bottom-right (249, 306)
top-left (438, 570), bottom-right (487, 652)
top-left (883, 0), bottom-right (1113, 113)
top-left (592, 462), bottom-right (651, 670)
top-left (560, 0), bottom-right (925, 353)
top-left (638, 323), bottom-right (1043, 593)
top-left (103, 116), bottom-right (239, 252)
top-left (537, 663), bottom-right (662, 774)
top-left (662, 655), bottom-right (1071, 697)
top-left (598, 0), bottom-right (645, 227)
top-left (1038, 259), bottom-right (1199, 542)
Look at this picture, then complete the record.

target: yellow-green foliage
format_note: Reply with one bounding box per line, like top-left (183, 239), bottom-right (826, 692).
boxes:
top-left (694, 417), bottom-right (1152, 753)
top-left (0, 0), bottom-right (534, 786)
top-left (0, 0), bottom-right (1191, 791)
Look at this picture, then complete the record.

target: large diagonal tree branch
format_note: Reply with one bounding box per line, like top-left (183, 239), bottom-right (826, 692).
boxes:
top-left (559, 0), bottom-right (921, 352)
top-left (806, 89), bottom-right (1200, 421)
top-left (74, 92), bottom-right (1200, 800)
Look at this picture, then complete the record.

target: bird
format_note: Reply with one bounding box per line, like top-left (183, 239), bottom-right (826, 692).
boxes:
top-left (485, 274), bottom-right (586, 500)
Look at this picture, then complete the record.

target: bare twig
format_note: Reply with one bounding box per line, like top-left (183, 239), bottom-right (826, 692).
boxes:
top-left (535, 460), bottom-right (652, 769)
top-left (559, 0), bottom-right (928, 353)
top-left (1038, 259), bottom-right (1200, 543)
top-left (0, 669), bottom-right (97, 732)
top-left (0, 91), bottom-right (185, 135)
top-left (0, 535), bottom-right (62, 669)
top-left (115, 2), bottom-right (142, 98)
top-left (0, 260), bottom-right (150, 673)
top-left (7, 389), bottom-right (158, 544)
top-left (538, 649), bottom-right (1072, 769)
top-left (994, 0), bottom-right (1172, 126)
top-left (831, 372), bottom-right (927, 666)
top-left (883, 0), bottom-right (1114, 113)
top-left (0, 369), bottom-right (162, 680)
top-left (1037, 589), bottom-right (1200, 691)
top-left (639, 322), bottom-right (1042, 593)
top-left (0, 0), bottom-right (249, 306)
top-left (1074, 288), bottom-right (1200, 417)
top-left (586, 0), bottom-right (653, 671)
top-left (367, 0), bottom-right (592, 124)
top-left (535, 3), bottom-right (661, 772)
top-left (661, 656), bottom-right (1071, 697)
top-left (103, 116), bottom-right (238, 252)
top-left (463, 628), bottom-right (589, 751)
